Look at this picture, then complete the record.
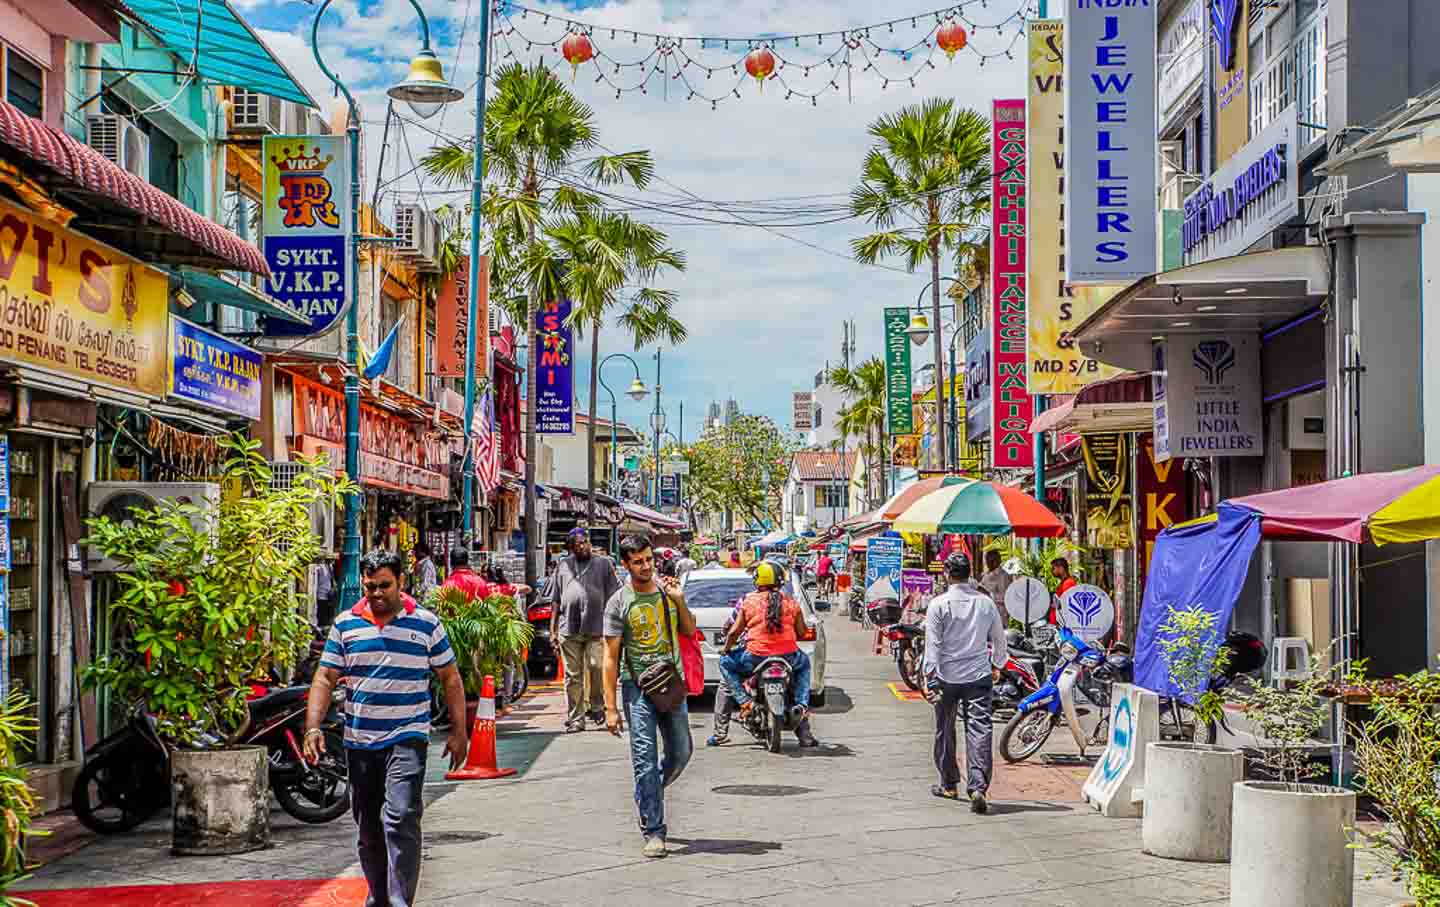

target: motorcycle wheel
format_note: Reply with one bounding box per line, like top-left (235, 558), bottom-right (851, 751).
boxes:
top-left (72, 756), bottom-right (160, 834)
top-left (274, 729), bottom-right (350, 824)
top-left (999, 709), bottom-right (1055, 764)
top-left (767, 713), bottom-right (783, 754)
top-left (508, 663), bottom-right (530, 702)
top-left (1162, 702), bottom-right (1218, 745)
top-left (898, 645), bottom-right (923, 692)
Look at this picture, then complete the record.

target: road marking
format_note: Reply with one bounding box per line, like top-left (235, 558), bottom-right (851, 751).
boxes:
top-left (888, 683), bottom-right (927, 703)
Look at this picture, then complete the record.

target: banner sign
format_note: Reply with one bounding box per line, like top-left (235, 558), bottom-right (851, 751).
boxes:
top-left (965, 328), bottom-right (992, 443)
top-left (0, 197), bottom-right (168, 398)
top-left (535, 298), bottom-right (575, 434)
top-left (659, 474), bottom-right (680, 507)
top-left (1082, 433), bottom-right (1133, 549)
top-left (168, 317), bottom-right (263, 420)
top-left (437, 255), bottom-right (489, 380)
top-left (991, 99), bottom-right (1033, 469)
top-left (792, 391), bottom-right (814, 430)
top-left (1213, 0), bottom-right (1251, 165)
top-left (1153, 335), bottom-right (1262, 462)
top-left (900, 568), bottom-right (936, 610)
top-left (1064, 0), bottom-right (1158, 284)
top-left (1182, 105), bottom-right (1298, 264)
top-left (883, 308), bottom-right (914, 434)
top-left (864, 535), bottom-right (903, 603)
top-left (1027, 20), bottom-right (1123, 394)
top-left (261, 135), bottom-right (349, 337)
top-left (1137, 432), bottom-right (1189, 591)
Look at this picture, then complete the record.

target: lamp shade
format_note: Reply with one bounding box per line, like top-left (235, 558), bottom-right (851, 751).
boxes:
top-left (906, 311), bottom-right (931, 345)
top-left (626, 378), bottom-right (648, 401)
top-left (388, 49), bottom-right (464, 119)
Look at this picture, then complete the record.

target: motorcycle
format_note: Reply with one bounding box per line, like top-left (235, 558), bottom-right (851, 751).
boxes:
top-left (993, 629), bottom-right (1046, 713)
top-left (738, 656), bottom-right (805, 754)
top-left (883, 623), bottom-right (926, 691)
top-left (72, 684), bottom-right (350, 834)
top-left (998, 626), bottom-right (1132, 764)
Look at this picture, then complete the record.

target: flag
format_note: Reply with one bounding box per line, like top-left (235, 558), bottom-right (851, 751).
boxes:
top-left (362, 314), bottom-right (405, 381)
top-left (474, 391), bottom-right (501, 493)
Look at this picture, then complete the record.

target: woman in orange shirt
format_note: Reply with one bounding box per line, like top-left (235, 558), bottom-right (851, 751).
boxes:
top-left (719, 561), bottom-right (814, 719)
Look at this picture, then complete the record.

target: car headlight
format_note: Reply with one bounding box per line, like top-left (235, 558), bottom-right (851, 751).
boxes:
top-left (1060, 642), bottom-right (1079, 661)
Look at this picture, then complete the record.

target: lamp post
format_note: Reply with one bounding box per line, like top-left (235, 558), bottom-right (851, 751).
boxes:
top-left (650, 349), bottom-right (663, 506)
top-left (599, 353), bottom-right (648, 552)
top-left (459, 0), bottom-right (494, 543)
top-left (311, 0), bottom-right (461, 605)
top-left (904, 276), bottom-right (960, 472)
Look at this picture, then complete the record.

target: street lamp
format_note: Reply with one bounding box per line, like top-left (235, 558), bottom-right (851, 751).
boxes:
top-left (599, 353), bottom-right (648, 550)
top-left (904, 276), bottom-right (960, 469)
top-left (906, 311), bottom-right (931, 346)
top-left (312, 0), bottom-right (461, 606)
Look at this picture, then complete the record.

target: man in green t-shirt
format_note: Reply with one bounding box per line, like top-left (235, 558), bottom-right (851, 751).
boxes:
top-left (603, 534), bottom-right (697, 859)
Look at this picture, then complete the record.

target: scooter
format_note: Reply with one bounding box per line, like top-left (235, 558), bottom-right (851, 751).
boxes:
top-left (993, 630), bottom-right (1045, 713)
top-left (997, 626), bottom-right (1130, 764)
top-left (883, 623), bottom-right (926, 691)
top-left (738, 656), bottom-right (805, 754)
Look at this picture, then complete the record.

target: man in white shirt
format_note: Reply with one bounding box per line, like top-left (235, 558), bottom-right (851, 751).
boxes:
top-left (924, 552), bottom-right (1008, 813)
top-left (977, 550), bottom-right (1014, 624)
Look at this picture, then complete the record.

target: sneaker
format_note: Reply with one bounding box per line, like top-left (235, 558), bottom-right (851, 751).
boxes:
top-left (564, 720), bottom-right (585, 733)
top-left (970, 791), bottom-right (989, 814)
top-left (706, 734), bottom-right (728, 747)
top-left (643, 836), bottom-right (667, 859)
top-left (931, 785), bottom-right (959, 801)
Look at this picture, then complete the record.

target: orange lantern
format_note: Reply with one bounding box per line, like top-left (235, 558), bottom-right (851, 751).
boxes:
top-left (936, 21), bottom-right (968, 60)
top-left (745, 47), bottom-right (776, 91)
top-left (561, 31), bottom-right (595, 80)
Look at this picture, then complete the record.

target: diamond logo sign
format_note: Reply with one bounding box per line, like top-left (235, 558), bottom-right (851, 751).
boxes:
top-left (1192, 339), bottom-right (1236, 384)
top-left (1059, 584), bottom-right (1115, 644)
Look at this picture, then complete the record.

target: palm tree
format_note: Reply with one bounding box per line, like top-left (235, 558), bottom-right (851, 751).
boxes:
top-left (830, 358), bottom-right (888, 507)
top-left (851, 98), bottom-right (990, 470)
top-left (422, 63), bottom-right (675, 587)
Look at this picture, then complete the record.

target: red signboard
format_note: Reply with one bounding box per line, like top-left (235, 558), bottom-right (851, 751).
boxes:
top-left (991, 99), bottom-right (1033, 468)
top-left (1137, 432), bottom-right (1189, 588)
top-left (436, 255), bottom-right (488, 380)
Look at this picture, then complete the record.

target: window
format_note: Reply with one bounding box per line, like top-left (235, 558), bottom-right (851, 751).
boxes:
top-left (1294, 3), bottom-right (1327, 147)
top-left (425, 306), bottom-right (438, 402)
top-left (816, 484), bottom-right (846, 509)
top-left (5, 48), bottom-right (43, 119)
top-left (793, 488), bottom-right (805, 516)
top-left (381, 295), bottom-right (402, 384)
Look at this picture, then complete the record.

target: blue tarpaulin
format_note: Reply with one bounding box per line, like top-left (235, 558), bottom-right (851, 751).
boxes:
top-left (1133, 504), bottom-right (1262, 697)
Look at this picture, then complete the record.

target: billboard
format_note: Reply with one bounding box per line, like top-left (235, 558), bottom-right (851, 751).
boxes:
top-left (991, 99), bottom-right (1033, 469)
top-left (883, 308), bottom-right (914, 434)
top-left (965, 328), bottom-right (992, 443)
top-left (1064, 0), bottom-right (1158, 284)
top-left (1082, 433), bottom-right (1133, 549)
top-left (535, 298), bottom-right (575, 434)
top-left (792, 391), bottom-right (814, 431)
top-left (261, 135), bottom-right (349, 336)
top-left (437, 255), bottom-right (489, 380)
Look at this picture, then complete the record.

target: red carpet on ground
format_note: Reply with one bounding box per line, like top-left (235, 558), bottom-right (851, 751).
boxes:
top-left (28, 878), bottom-right (368, 906)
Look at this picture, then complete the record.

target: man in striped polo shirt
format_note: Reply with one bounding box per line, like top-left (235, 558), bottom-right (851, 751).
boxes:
top-left (304, 549), bottom-right (468, 907)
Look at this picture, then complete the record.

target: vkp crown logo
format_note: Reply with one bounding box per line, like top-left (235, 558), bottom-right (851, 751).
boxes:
top-left (1192, 339), bottom-right (1236, 384)
top-left (1211, 0), bottom-right (1242, 72)
top-left (1068, 590), bottom-right (1103, 627)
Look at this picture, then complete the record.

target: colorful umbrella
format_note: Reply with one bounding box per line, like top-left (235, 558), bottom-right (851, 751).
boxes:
top-left (879, 476), bottom-right (950, 521)
top-left (1224, 464), bottom-right (1440, 545)
top-left (891, 477), bottom-right (1065, 537)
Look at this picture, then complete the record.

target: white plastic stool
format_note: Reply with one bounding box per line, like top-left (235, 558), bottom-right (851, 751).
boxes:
top-left (1271, 637), bottom-right (1312, 684)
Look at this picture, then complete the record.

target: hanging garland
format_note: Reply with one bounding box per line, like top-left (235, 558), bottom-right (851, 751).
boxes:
top-left (492, 0), bottom-right (1036, 108)
top-left (147, 418), bottom-right (226, 478)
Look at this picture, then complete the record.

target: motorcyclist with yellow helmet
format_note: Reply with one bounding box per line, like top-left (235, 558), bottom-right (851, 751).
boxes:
top-left (718, 559), bottom-right (818, 747)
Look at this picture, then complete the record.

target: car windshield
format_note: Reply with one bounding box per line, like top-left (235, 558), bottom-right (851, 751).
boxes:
top-left (683, 577), bottom-right (756, 610)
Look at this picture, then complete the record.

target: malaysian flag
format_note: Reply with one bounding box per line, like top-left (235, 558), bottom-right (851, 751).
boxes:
top-left (473, 391), bottom-right (501, 493)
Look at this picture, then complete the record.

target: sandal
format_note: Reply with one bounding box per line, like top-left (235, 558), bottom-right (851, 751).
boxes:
top-left (931, 785), bottom-right (959, 800)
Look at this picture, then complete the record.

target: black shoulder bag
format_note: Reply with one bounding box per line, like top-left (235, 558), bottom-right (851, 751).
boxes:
top-left (625, 589), bottom-right (687, 713)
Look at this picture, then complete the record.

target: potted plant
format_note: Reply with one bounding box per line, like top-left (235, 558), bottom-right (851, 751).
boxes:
top-left (83, 436), bottom-right (352, 855)
top-left (426, 587), bottom-right (533, 728)
top-left (1, 689), bottom-right (41, 907)
top-left (1143, 605), bottom-right (1245, 862)
top-left (1347, 664), bottom-right (1440, 905)
top-left (1228, 647), bottom-right (1355, 907)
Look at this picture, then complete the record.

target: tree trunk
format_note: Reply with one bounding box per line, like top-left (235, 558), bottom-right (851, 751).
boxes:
top-left (524, 313), bottom-right (540, 589)
top-left (586, 320), bottom-right (601, 525)
top-left (929, 238), bottom-right (947, 470)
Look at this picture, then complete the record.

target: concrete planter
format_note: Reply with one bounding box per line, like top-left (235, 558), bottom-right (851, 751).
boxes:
top-left (171, 746), bottom-right (270, 856)
top-left (1142, 742), bottom-right (1244, 862)
top-left (1230, 780), bottom-right (1355, 907)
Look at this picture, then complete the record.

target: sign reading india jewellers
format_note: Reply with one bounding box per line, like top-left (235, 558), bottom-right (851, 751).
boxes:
top-left (1182, 104), bottom-right (1299, 264)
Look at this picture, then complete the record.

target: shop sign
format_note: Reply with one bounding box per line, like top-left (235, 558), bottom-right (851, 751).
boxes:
top-left (1153, 334), bottom-right (1262, 462)
top-left (792, 391), bottom-right (813, 430)
top-left (864, 536), bottom-right (903, 603)
top-left (1082, 433), bottom-right (1133, 549)
top-left (436, 255), bottom-right (488, 379)
top-left (883, 308), bottom-right (913, 434)
top-left (1212, 0), bottom-right (1251, 164)
top-left (1136, 432), bottom-right (1188, 588)
top-left (1064, 0), bottom-right (1158, 285)
top-left (892, 434), bottom-right (919, 469)
top-left (991, 99), bottom-right (1033, 468)
top-left (1059, 583), bottom-right (1117, 646)
top-left (534, 298), bottom-right (574, 434)
top-left (1027, 20), bottom-right (1123, 394)
top-left (965, 329), bottom-right (992, 442)
top-left (659, 474), bottom-right (679, 507)
top-left (167, 317), bottom-right (262, 420)
top-left (261, 135), bottom-right (349, 337)
top-left (1158, 0), bottom-right (1204, 121)
top-left (900, 568), bottom-right (935, 609)
top-left (0, 197), bottom-right (168, 398)
top-left (1182, 106), bottom-right (1298, 264)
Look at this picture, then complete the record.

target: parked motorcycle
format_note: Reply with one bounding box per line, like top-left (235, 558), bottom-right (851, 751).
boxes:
top-left (992, 629), bottom-right (1045, 713)
top-left (997, 626), bottom-right (1131, 764)
top-left (72, 685), bottom-right (350, 834)
top-left (738, 656), bottom-right (805, 754)
top-left (525, 599), bottom-right (559, 680)
top-left (883, 623), bottom-right (926, 691)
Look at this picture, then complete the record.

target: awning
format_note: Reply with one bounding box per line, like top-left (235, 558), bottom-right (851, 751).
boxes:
top-left (1072, 246), bottom-right (1329, 372)
top-left (1225, 465), bottom-right (1440, 546)
top-left (0, 99), bottom-right (267, 274)
top-left (837, 508), bottom-right (884, 531)
top-left (1031, 372), bottom-right (1156, 435)
top-left (1320, 81), bottom-right (1440, 175)
top-left (121, 0), bottom-right (315, 106)
top-left (168, 267), bottom-right (307, 324)
top-left (622, 502), bottom-right (684, 530)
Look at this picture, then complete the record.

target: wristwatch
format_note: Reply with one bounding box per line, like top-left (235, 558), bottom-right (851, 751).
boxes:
top-left (304, 728), bottom-right (323, 740)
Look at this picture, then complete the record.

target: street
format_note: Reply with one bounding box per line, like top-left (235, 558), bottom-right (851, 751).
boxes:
top-left (14, 616), bottom-right (1406, 906)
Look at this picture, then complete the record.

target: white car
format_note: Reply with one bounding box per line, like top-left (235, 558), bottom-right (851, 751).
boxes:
top-left (679, 567), bottom-right (829, 707)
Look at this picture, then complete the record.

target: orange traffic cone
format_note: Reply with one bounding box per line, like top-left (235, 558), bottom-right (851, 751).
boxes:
top-left (445, 675), bottom-right (517, 780)
top-left (553, 651), bottom-right (564, 683)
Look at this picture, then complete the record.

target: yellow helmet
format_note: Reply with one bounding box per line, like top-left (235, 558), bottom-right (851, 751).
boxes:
top-left (754, 559), bottom-right (786, 589)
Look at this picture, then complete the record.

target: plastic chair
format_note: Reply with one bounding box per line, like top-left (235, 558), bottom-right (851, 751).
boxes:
top-left (1271, 637), bottom-right (1311, 684)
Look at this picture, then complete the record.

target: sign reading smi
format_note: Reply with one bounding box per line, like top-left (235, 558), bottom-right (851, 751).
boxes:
top-left (1182, 143), bottom-right (1287, 253)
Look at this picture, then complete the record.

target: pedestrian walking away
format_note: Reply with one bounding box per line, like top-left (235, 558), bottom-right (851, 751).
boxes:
top-left (304, 549), bottom-right (470, 907)
top-left (551, 526), bottom-right (622, 731)
top-left (603, 534), bottom-right (696, 858)
top-left (411, 542), bottom-right (439, 603)
top-left (924, 552), bottom-right (1007, 814)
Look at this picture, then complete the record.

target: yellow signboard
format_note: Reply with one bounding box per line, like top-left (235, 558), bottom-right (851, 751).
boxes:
top-left (1026, 20), bottom-right (1122, 394)
top-left (0, 197), bottom-right (168, 398)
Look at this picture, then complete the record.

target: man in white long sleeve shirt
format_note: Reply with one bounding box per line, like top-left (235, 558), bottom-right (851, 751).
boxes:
top-left (924, 552), bottom-right (1008, 813)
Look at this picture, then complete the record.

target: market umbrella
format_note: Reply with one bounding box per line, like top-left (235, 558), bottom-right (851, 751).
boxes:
top-left (1224, 464), bottom-right (1440, 545)
top-left (890, 477), bottom-right (1065, 538)
top-left (879, 476), bottom-right (949, 521)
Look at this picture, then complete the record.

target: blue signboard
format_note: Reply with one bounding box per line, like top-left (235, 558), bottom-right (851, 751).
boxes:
top-left (535, 297), bottom-right (574, 434)
top-left (261, 135), bottom-right (350, 337)
top-left (0, 435), bottom-right (9, 514)
top-left (864, 536), bottom-right (903, 603)
top-left (168, 318), bottom-right (263, 420)
top-left (659, 474), bottom-right (680, 507)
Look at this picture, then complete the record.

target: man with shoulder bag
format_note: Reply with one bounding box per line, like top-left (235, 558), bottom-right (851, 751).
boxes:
top-left (603, 534), bottom-right (697, 859)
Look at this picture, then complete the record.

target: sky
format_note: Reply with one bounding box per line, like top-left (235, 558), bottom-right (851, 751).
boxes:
top-left (239, 0), bottom-right (1032, 439)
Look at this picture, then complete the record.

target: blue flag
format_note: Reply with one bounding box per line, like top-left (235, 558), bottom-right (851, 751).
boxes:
top-left (363, 315), bottom-right (404, 381)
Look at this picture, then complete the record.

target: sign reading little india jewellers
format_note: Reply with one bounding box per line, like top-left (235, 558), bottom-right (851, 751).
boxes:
top-left (1182, 105), bottom-right (1299, 264)
top-left (261, 135), bottom-right (350, 337)
top-left (1153, 334), bottom-right (1261, 463)
top-left (1064, 0), bottom-right (1158, 285)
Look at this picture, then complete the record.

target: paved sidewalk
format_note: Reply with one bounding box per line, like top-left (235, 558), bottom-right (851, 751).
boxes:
top-left (13, 614), bottom-right (1412, 906)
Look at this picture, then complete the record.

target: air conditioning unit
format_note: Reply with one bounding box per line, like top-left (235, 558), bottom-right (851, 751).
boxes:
top-left (86, 114), bottom-right (149, 181)
top-left (269, 462), bottom-right (337, 558)
top-left (394, 203), bottom-right (441, 272)
top-left (230, 89), bottom-right (284, 134)
top-left (85, 482), bottom-right (220, 573)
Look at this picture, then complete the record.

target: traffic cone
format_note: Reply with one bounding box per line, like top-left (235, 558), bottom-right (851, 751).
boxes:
top-left (553, 651), bottom-right (564, 683)
top-left (445, 675), bottom-right (517, 780)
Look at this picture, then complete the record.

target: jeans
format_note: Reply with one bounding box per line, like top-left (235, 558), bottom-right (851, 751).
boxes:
top-left (933, 678), bottom-right (994, 796)
top-left (347, 740), bottom-right (427, 907)
top-left (621, 679), bottom-right (693, 840)
top-left (720, 649), bottom-right (812, 708)
top-left (560, 634), bottom-right (605, 724)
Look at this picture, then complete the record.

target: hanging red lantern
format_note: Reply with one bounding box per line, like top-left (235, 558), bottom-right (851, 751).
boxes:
top-left (745, 47), bottom-right (776, 91)
top-left (936, 21), bottom-right (968, 60)
top-left (561, 31), bottom-right (595, 81)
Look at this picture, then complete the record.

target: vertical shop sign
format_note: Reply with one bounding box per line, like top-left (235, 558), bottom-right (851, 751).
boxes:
top-left (1027, 20), bottom-right (1122, 393)
top-left (535, 298), bottom-right (575, 434)
top-left (437, 256), bottom-right (490, 380)
top-left (965, 329), bottom-right (992, 443)
top-left (1212, 0), bottom-right (1251, 164)
top-left (991, 99), bottom-right (1033, 469)
top-left (792, 391), bottom-right (814, 430)
top-left (1064, 0), bottom-right (1158, 284)
top-left (262, 135), bottom-right (350, 337)
top-left (1153, 335), bottom-right (1262, 462)
top-left (1082, 433), bottom-right (1133, 549)
top-left (883, 308), bottom-right (914, 434)
top-left (1137, 432), bottom-right (1189, 588)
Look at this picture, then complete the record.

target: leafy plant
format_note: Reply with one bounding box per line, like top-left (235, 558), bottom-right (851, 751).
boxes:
top-left (983, 537), bottom-right (1082, 592)
top-left (0, 690), bottom-right (41, 906)
top-left (1157, 605), bottom-right (1232, 728)
top-left (1229, 646), bottom-right (1340, 786)
top-left (426, 587), bottom-right (534, 697)
top-left (82, 435), bottom-right (353, 746)
top-left (1346, 665), bottom-right (1440, 902)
